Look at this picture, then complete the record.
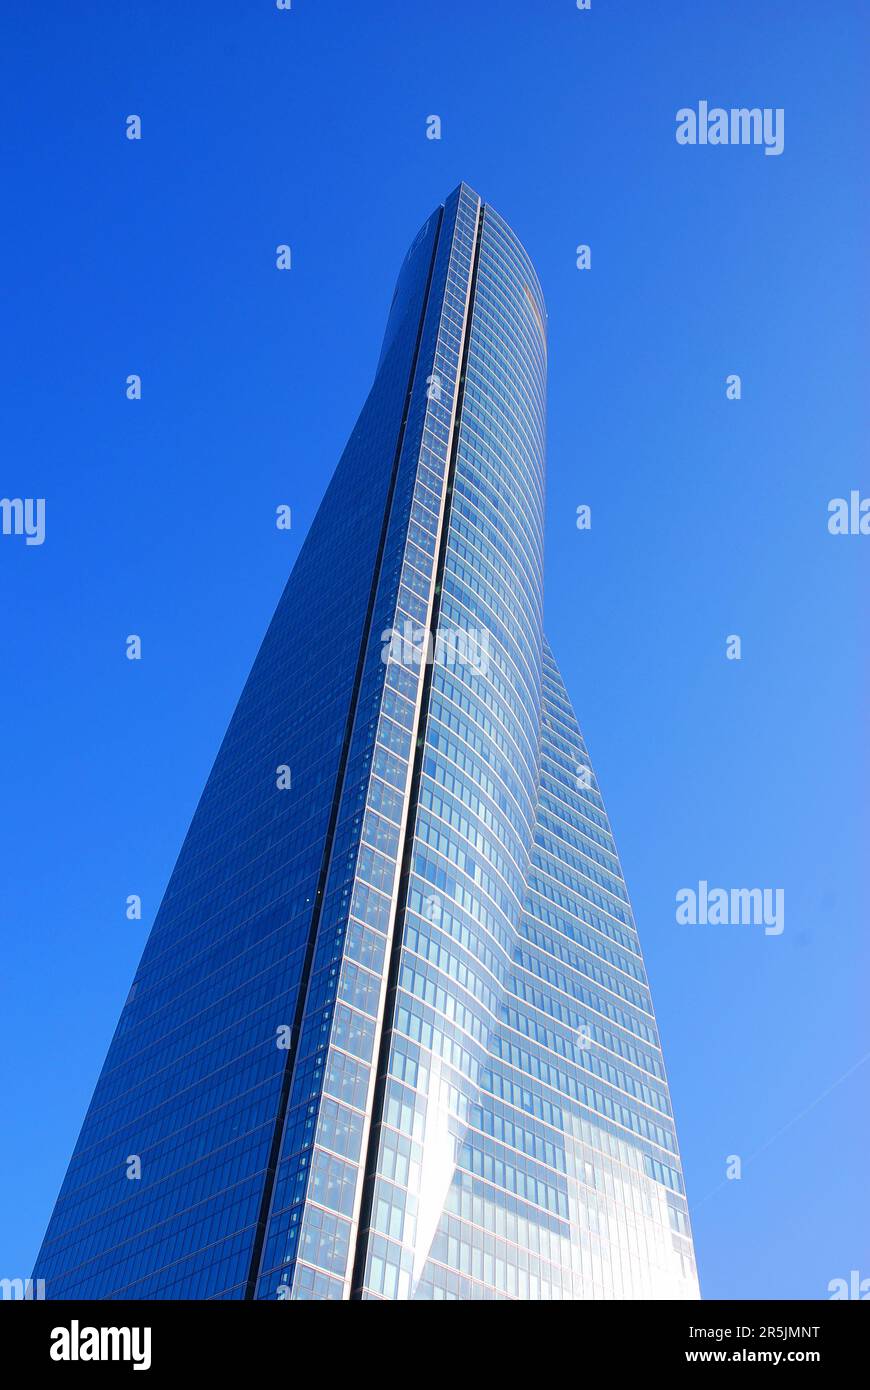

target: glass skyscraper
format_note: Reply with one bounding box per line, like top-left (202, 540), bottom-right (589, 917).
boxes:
top-left (34, 184), bottom-right (698, 1301)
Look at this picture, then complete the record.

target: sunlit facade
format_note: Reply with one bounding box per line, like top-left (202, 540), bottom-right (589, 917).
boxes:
top-left (34, 184), bottom-right (698, 1300)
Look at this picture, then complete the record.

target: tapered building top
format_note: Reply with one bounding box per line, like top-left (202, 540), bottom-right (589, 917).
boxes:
top-left (35, 185), bottom-right (698, 1301)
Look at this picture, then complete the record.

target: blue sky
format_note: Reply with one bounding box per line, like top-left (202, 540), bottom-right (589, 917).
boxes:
top-left (1, 0), bottom-right (867, 1298)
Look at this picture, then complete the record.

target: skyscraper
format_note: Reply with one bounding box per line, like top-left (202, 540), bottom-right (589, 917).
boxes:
top-left (34, 184), bottom-right (698, 1301)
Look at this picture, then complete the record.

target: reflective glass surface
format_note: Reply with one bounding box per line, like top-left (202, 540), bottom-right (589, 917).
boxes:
top-left (34, 185), bottom-right (698, 1301)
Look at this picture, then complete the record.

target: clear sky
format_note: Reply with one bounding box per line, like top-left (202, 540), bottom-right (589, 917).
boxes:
top-left (1, 0), bottom-right (867, 1299)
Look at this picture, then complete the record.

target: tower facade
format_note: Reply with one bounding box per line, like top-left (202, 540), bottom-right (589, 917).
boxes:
top-left (34, 185), bottom-right (698, 1300)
